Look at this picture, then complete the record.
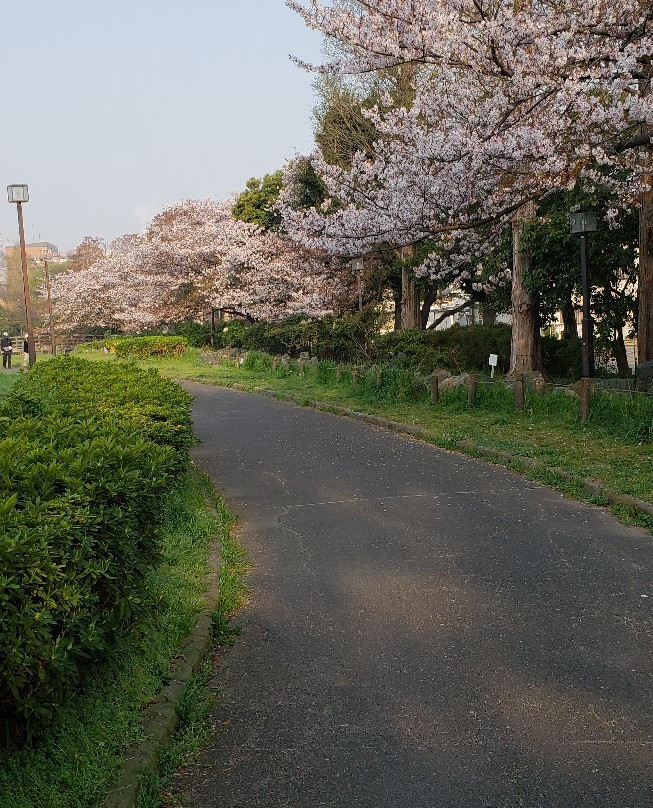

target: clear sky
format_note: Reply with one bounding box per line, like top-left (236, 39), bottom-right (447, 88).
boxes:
top-left (0, 0), bottom-right (323, 252)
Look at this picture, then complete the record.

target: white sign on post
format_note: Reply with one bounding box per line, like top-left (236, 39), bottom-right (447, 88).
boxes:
top-left (488, 354), bottom-right (498, 378)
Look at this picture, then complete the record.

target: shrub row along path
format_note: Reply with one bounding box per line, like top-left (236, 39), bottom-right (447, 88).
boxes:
top-left (173, 383), bottom-right (653, 808)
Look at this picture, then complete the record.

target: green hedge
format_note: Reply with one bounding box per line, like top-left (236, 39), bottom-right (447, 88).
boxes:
top-left (0, 358), bottom-right (193, 742)
top-left (371, 325), bottom-right (513, 374)
top-left (108, 336), bottom-right (187, 359)
top-left (212, 312), bottom-right (382, 362)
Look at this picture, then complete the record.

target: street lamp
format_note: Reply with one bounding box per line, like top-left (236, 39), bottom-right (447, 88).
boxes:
top-left (7, 184), bottom-right (36, 367)
top-left (351, 257), bottom-right (364, 312)
top-left (570, 211), bottom-right (598, 378)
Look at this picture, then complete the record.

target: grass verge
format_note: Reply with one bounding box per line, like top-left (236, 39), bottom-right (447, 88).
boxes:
top-left (0, 466), bottom-right (234, 808)
top-left (136, 475), bottom-right (250, 808)
top-left (84, 348), bottom-right (653, 509)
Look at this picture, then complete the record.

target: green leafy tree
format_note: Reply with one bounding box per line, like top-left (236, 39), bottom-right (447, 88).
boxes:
top-left (232, 171), bottom-right (284, 231)
top-left (523, 185), bottom-right (637, 376)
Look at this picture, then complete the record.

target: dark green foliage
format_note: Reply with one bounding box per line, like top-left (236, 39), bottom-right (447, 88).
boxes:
top-left (209, 319), bottom-right (248, 349)
top-left (109, 336), bottom-right (188, 359)
top-left (171, 321), bottom-right (213, 347)
top-left (522, 184), bottom-right (637, 357)
top-left (371, 325), bottom-right (513, 374)
top-left (0, 358), bottom-right (193, 742)
top-left (541, 336), bottom-right (582, 380)
top-left (215, 312), bottom-right (382, 362)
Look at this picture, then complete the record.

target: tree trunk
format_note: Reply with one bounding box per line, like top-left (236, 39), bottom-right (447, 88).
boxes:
top-left (393, 289), bottom-right (402, 330)
top-left (393, 291), bottom-right (401, 330)
top-left (612, 325), bottom-right (631, 378)
top-left (481, 306), bottom-right (496, 327)
top-left (508, 202), bottom-right (543, 376)
top-left (639, 67), bottom-right (653, 365)
top-left (560, 296), bottom-right (577, 340)
top-left (400, 267), bottom-right (420, 329)
top-left (419, 283), bottom-right (439, 329)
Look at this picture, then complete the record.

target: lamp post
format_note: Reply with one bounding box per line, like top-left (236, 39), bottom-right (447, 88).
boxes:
top-left (351, 257), bottom-right (364, 312)
top-left (7, 184), bottom-right (36, 367)
top-left (42, 248), bottom-right (56, 355)
top-left (570, 211), bottom-right (598, 378)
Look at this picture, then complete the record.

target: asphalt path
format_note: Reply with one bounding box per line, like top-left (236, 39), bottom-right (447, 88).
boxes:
top-left (172, 383), bottom-right (653, 808)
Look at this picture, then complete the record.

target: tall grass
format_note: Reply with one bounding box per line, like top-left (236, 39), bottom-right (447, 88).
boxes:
top-left (240, 351), bottom-right (653, 446)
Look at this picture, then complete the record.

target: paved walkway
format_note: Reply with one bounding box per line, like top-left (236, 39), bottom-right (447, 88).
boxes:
top-left (172, 383), bottom-right (653, 808)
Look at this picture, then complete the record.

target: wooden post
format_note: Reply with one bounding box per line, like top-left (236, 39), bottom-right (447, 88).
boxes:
top-left (430, 372), bottom-right (439, 405)
top-left (375, 369), bottom-right (382, 388)
top-left (272, 355), bottom-right (280, 371)
top-left (579, 378), bottom-right (592, 422)
top-left (352, 369), bottom-right (359, 388)
top-left (467, 374), bottom-right (479, 406)
top-left (514, 374), bottom-right (525, 411)
top-left (336, 365), bottom-right (343, 382)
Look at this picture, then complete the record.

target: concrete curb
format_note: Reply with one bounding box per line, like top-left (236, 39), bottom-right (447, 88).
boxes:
top-left (230, 383), bottom-right (653, 523)
top-left (101, 508), bottom-right (223, 808)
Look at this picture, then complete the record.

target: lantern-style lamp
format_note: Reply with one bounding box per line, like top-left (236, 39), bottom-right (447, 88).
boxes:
top-left (7, 183), bottom-right (36, 366)
top-left (7, 184), bottom-right (29, 204)
top-left (569, 210), bottom-right (598, 377)
top-left (351, 257), bottom-right (364, 312)
top-left (569, 211), bottom-right (597, 234)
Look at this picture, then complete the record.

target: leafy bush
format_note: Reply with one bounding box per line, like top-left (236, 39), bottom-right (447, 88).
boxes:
top-left (215, 312), bottom-right (383, 362)
top-left (170, 320), bottom-right (213, 347)
top-left (541, 336), bottom-right (582, 380)
top-left (371, 324), bottom-right (513, 374)
top-left (0, 358), bottom-right (193, 742)
top-left (213, 320), bottom-right (251, 350)
top-left (109, 336), bottom-right (187, 359)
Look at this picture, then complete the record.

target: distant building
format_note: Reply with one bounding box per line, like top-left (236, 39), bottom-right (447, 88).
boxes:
top-left (4, 241), bottom-right (60, 260)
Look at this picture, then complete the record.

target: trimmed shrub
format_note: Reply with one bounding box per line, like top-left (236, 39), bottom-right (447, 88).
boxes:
top-left (0, 358), bottom-right (193, 742)
top-left (214, 312), bottom-right (383, 362)
top-left (108, 336), bottom-right (187, 359)
top-left (371, 324), bottom-right (513, 374)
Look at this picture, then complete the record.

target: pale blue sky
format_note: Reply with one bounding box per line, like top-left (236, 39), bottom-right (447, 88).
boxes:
top-left (0, 0), bottom-right (323, 251)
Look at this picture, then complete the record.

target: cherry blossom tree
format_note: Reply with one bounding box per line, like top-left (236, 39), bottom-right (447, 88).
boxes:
top-left (285, 0), bottom-right (653, 365)
top-left (51, 199), bottom-right (341, 333)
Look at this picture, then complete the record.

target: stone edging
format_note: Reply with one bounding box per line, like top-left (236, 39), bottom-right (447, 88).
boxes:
top-left (101, 519), bottom-right (223, 808)
top-left (232, 384), bottom-right (653, 522)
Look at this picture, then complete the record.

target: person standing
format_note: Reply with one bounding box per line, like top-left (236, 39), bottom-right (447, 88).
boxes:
top-left (1, 332), bottom-right (12, 370)
top-left (22, 334), bottom-right (30, 369)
